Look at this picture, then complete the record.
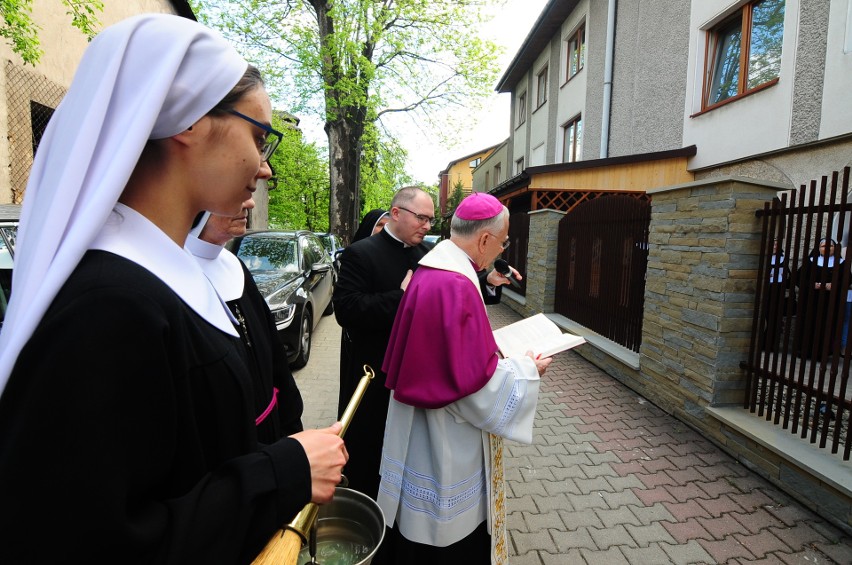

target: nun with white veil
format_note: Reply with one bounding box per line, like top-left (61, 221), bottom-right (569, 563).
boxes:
top-left (0, 14), bottom-right (346, 563)
top-left (186, 200), bottom-right (305, 443)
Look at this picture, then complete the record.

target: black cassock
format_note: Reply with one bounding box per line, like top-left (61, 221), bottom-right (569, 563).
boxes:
top-left (333, 231), bottom-right (501, 500)
top-left (334, 230), bottom-right (430, 499)
top-left (0, 251), bottom-right (310, 564)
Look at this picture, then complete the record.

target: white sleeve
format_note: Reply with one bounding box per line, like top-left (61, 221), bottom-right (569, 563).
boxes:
top-left (445, 356), bottom-right (540, 444)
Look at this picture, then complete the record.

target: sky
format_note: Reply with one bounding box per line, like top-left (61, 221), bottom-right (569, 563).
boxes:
top-left (297, 0), bottom-right (551, 184)
top-left (400, 0), bottom-right (551, 182)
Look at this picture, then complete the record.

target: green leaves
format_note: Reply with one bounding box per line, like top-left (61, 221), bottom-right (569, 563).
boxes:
top-left (0, 0), bottom-right (102, 65)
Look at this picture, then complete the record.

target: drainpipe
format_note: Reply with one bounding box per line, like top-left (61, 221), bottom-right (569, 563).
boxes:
top-left (600, 0), bottom-right (617, 158)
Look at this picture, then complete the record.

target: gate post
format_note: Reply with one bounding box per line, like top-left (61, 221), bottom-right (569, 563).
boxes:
top-left (640, 177), bottom-right (787, 423)
top-left (517, 209), bottom-right (565, 317)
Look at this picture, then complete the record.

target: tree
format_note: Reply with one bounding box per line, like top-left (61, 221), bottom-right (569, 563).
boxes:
top-left (358, 122), bottom-right (412, 222)
top-left (267, 114), bottom-right (330, 231)
top-left (1, 0), bottom-right (103, 65)
top-left (192, 0), bottom-right (502, 240)
top-left (447, 177), bottom-right (465, 213)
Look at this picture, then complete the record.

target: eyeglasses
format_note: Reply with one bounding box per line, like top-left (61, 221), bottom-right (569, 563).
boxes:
top-left (397, 206), bottom-right (437, 227)
top-left (487, 232), bottom-right (511, 250)
top-left (227, 109), bottom-right (283, 161)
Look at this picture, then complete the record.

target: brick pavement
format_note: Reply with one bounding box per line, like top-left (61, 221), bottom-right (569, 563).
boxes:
top-left (294, 304), bottom-right (852, 564)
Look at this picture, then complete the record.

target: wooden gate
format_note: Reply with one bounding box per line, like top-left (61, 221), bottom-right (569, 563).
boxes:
top-left (554, 195), bottom-right (650, 352)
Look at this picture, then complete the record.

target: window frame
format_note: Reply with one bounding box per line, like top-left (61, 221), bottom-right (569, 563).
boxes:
top-left (493, 163), bottom-right (502, 185)
top-left (562, 114), bottom-right (582, 163)
top-left (516, 91), bottom-right (527, 127)
top-left (564, 22), bottom-right (586, 84)
top-left (535, 66), bottom-right (548, 109)
top-left (701, 0), bottom-right (784, 112)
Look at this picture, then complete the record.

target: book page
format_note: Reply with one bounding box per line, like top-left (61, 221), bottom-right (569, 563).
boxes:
top-left (493, 313), bottom-right (585, 359)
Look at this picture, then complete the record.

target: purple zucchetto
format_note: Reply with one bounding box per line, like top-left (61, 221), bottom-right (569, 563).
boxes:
top-left (454, 192), bottom-right (502, 220)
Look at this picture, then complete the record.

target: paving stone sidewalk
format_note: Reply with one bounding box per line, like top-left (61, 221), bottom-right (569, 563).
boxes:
top-left (295, 304), bottom-right (852, 564)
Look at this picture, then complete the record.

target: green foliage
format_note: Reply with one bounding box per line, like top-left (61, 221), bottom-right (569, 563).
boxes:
top-left (267, 116), bottom-right (330, 232)
top-left (0, 0), bottom-right (102, 65)
top-left (193, 0), bottom-right (504, 237)
top-left (447, 177), bottom-right (464, 212)
top-left (359, 122), bottom-right (412, 214)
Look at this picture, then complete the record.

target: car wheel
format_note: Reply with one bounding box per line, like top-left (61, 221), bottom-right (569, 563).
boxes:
top-left (322, 298), bottom-right (334, 316)
top-left (291, 311), bottom-right (312, 369)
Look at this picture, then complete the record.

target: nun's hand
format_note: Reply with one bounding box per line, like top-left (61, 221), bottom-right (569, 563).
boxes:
top-left (291, 422), bottom-right (348, 504)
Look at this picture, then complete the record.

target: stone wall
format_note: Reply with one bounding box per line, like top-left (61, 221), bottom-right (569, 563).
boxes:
top-left (640, 177), bottom-right (784, 426)
top-left (504, 176), bottom-right (852, 533)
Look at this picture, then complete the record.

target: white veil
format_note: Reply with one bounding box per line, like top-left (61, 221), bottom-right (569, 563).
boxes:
top-left (0, 14), bottom-right (247, 393)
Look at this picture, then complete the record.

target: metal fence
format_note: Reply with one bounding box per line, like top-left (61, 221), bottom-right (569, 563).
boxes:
top-left (5, 61), bottom-right (65, 203)
top-left (554, 194), bottom-right (650, 352)
top-left (744, 167), bottom-right (852, 460)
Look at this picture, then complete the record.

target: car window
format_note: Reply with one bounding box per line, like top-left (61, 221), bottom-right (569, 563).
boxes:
top-left (235, 236), bottom-right (300, 274)
top-left (0, 225), bottom-right (17, 255)
top-left (306, 236), bottom-right (328, 265)
top-left (0, 235), bottom-right (12, 328)
top-left (299, 236), bottom-right (315, 267)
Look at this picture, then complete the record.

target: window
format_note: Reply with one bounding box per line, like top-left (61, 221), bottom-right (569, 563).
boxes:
top-left (536, 66), bottom-right (548, 108)
top-left (485, 171), bottom-right (490, 188)
top-left (565, 23), bottom-right (585, 81)
top-left (562, 115), bottom-right (582, 163)
top-left (494, 163), bottom-right (502, 185)
top-left (703, 0), bottom-right (785, 109)
top-left (469, 158), bottom-right (481, 168)
top-left (515, 157), bottom-right (524, 175)
top-left (517, 92), bottom-right (527, 126)
top-left (30, 101), bottom-right (54, 157)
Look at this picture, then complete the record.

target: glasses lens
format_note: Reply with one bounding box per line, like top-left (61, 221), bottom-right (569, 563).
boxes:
top-left (261, 135), bottom-right (279, 161)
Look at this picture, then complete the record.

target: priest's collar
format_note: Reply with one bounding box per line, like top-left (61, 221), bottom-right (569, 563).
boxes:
top-left (383, 224), bottom-right (413, 248)
top-left (90, 203), bottom-right (238, 336)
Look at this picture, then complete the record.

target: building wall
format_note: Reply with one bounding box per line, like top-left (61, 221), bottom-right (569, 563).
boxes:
top-left (820, 0), bottom-right (852, 139)
top-left (0, 0), bottom-right (185, 203)
top-left (607, 0), bottom-right (690, 157)
top-left (683, 0), bottom-right (803, 170)
top-left (527, 49), bottom-right (552, 167)
top-left (555, 5), bottom-right (588, 162)
top-left (472, 142), bottom-right (508, 193)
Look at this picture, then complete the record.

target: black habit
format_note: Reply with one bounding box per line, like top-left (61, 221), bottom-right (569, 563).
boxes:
top-left (229, 259), bottom-right (304, 442)
top-left (0, 251), bottom-right (311, 564)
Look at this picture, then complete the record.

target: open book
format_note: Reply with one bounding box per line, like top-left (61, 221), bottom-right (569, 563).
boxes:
top-left (493, 313), bottom-right (585, 359)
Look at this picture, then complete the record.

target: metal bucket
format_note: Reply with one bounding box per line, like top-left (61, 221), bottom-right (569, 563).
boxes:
top-left (298, 487), bottom-right (385, 565)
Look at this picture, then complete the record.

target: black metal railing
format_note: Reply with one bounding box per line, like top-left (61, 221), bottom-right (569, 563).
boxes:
top-left (745, 167), bottom-right (852, 460)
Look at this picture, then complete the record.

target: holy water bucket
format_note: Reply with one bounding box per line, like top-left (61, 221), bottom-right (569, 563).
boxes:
top-left (297, 487), bottom-right (385, 565)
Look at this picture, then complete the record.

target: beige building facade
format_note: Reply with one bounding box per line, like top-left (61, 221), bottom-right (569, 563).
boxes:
top-left (0, 0), bottom-right (194, 204)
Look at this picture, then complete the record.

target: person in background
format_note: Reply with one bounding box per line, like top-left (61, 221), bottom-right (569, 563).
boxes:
top-left (187, 198), bottom-right (304, 440)
top-left (352, 208), bottom-right (390, 243)
top-left (333, 187), bottom-right (435, 500)
top-left (0, 15), bottom-right (345, 563)
top-left (376, 192), bottom-right (551, 564)
top-left (795, 238), bottom-right (844, 359)
top-left (761, 237), bottom-right (795, 352)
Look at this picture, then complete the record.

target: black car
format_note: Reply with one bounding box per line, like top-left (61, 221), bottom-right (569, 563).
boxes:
top-left (315, 232), bottom-right (344, 274)
top-left (0, 204), bottom-right (21, 329)
top-left (228, 230), bottom-right (335, 369)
